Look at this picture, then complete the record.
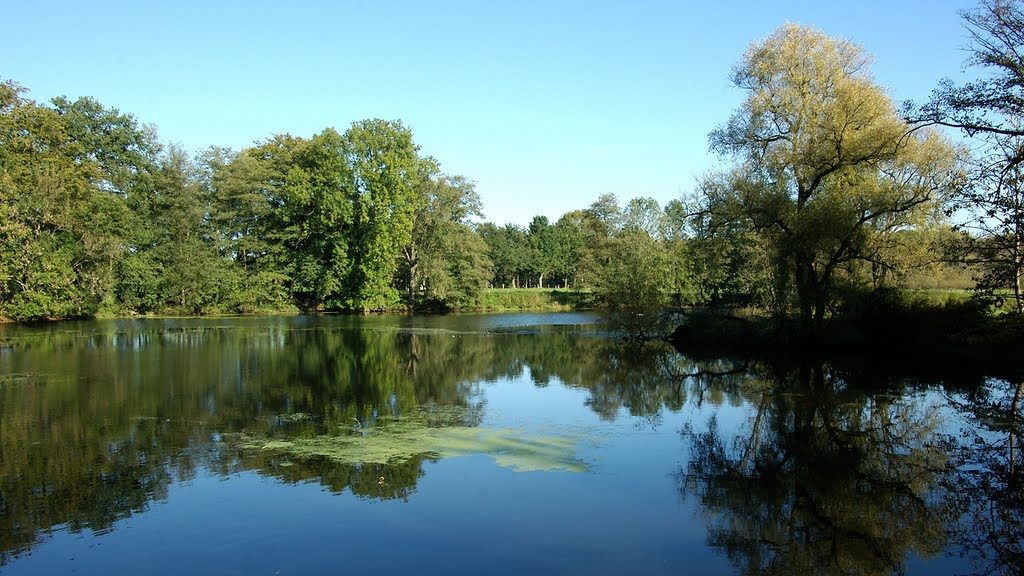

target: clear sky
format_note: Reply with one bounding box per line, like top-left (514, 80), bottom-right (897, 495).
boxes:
top-left (4, 0), bottom-right (978, 225)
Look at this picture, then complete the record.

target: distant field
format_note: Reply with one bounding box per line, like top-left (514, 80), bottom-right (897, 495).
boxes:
top-left (902, 288), bottom-right (1024, 317)
top-left (908, 288), bottom-right (974, 305)
top-left (476, 288), bottom-right (595, 311)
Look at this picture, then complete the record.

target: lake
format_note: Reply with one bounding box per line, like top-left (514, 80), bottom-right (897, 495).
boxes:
top-left (0, 313), bottom-right (1019, 575)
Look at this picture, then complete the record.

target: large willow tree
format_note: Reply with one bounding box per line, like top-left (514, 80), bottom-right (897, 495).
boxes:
top-left (703, 24), bottom-right (961, 335)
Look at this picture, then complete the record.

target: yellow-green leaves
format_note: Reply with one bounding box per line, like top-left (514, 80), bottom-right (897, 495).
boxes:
top-left (703, 24), bottom-right (961, 332)
top-left (716, 23), bottom-right (905, 200)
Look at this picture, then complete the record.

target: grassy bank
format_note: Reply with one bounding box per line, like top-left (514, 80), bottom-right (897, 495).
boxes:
top-left (475, 288), bottom-right (595, 312)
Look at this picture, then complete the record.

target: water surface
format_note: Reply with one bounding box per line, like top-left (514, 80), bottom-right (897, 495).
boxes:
top-left (0, 314), bottom-right (1019, 575)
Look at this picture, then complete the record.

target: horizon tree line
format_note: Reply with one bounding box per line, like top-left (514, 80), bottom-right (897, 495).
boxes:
top-left (2, 0), bottom-right (1024, 323)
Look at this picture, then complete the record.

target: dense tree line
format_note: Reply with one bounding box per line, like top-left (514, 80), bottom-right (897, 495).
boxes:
top-left (5, 0), bottom-right (1024, 324)
top-left (0, 73), bottom-right (975, 324)
top-left (474, 1), bottom-right (1024, 334)
top-left (0, 81), bottom-right (491, 319)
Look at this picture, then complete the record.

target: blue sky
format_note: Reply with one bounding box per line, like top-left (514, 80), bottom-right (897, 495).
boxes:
top-left (5, 1), bottom-right (978, 225)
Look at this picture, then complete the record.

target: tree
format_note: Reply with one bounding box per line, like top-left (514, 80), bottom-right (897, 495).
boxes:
top-left (51, 95), bottom-right (159, 198)
top-left (680, 182), bottom-right (769, 308)
top-left (573, 194), bottom-right (622, 290)
top-left (595, 229), bottom-right (673, 340)
top-left (147, 146), bottom-right (232, 313)
top-left (586, 193), bottom-right (622, 235)
top-left (917, 0), bottom-right (1024, 155)
top-left (917, 0), bottom-right (1024, 313)
top-left (344, 119), bottom-right (421, 310)
top-left (479, 222), bottom-right (530, 288)
top-left (705, 24), bottom-right (960, 335)
top-left (0, 81), bottom-right (121, 319)
top-left (527, 215), bottom-right (556, 288)
top-left (402, 162), bottom-right (491, 308)
top-left (200, 146), bottom-right (289, 311)
top-left (957, 143), bottom-right (1024, 313)
top-left (662, 199), bottom-right (700, 304)
top-left (272, 129), bottom-right (356, 311)
top-left (51, 95), bottom-right (161, 313)
top-left (622, 196), bottom-right (666, 239)
top-left (2, 77), bottom-right (505, 318)
top-left (552, 212), bottom-right (585, 288)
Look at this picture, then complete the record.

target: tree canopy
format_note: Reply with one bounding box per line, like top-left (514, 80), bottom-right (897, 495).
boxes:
top-left (699, 24), bottom-right (961, 335)
top-left (0, 81), bottom-right (495, 319)
top-left (0, 7), bottom-right (1011, 326)
top-left (917, 0), bottom-right (1024, 313)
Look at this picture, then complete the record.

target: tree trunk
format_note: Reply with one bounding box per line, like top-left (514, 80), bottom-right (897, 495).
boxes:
top-left (794, 256), bottom-right (816, 338)
top-left (1016, 236), bottom-right (1023, 315)
top-left (1010, 380), bottom-right (1022, 476)
top-left (813, 289), bottom-right (827, 332)
top-left (403, 244), bottom-right (417, 308)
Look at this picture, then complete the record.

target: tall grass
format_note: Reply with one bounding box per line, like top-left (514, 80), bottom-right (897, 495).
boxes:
top-left (476, 288), bottom-right (594, 312)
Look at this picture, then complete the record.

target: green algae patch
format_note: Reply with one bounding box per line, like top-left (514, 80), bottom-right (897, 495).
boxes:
top-left (237, 410), bottom-right (591, 473)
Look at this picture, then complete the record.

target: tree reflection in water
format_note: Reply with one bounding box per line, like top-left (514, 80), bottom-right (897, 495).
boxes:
top-left (679, 362), bottom-right (957, 576)
top-left (0, 318), bottom-right (1021, 574)
top-left (943, 378), bottom-right (1024, 575)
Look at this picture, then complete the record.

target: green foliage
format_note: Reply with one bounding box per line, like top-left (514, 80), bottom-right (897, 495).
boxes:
top-left (420, 225), bottom-right (493, 308)
top-left (622, 196), bottom-right (667, 239)
top-left (272, 129), bottom-right (356, 310)
top-left (0, 79), bottom-right (510, 319)
top-left (115, 250), bottom-right (163, 313)
top-left (200, 147), bottom-right (290, 311)
top-left (344, 119), bottom-right (421, 310)
top-left (401, 166), bottom-right (492, 309)
top-left (147, 147), bottom-right (235, 313)
top-left (594, 230), bottom-right (674, 339)
top-left (50, 94), bottom-right (160, 196)
top-left (552, 212), bottom-right (585, 286)
top-left (700, 25), bottom-right (961, 334)
top-left (0, 35), bottom-right (990, 324)
top-left (479, 222), bottom-right (531, 288)
top-left (0, 80), bottom-right (147, 319)
top-left (573, 195), bottom-right (622, 290)
top-left (915, 0), bottom-right (1024, 314)
top-left (680, 185), bottom-right (768, 308)
top-left (479, 198), bottom-right (626, 293)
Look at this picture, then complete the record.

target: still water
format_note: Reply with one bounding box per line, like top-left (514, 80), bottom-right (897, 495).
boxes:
top-left (0, 313), bottom-right (1019, 575)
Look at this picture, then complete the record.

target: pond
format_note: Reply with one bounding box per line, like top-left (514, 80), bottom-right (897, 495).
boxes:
top-left (0, 313), bottom-right (1019, 575)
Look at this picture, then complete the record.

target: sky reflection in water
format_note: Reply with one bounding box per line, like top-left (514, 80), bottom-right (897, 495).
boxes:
top-left (0, 314), bottom-right (1018, 575)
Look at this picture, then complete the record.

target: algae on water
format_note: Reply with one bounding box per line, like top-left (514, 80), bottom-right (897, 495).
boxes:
top-left (238, 407), bottom-right (591, 473)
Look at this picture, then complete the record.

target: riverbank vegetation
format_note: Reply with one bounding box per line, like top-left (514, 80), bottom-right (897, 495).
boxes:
top-left (3, 0), bottom-right (1024, 338)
